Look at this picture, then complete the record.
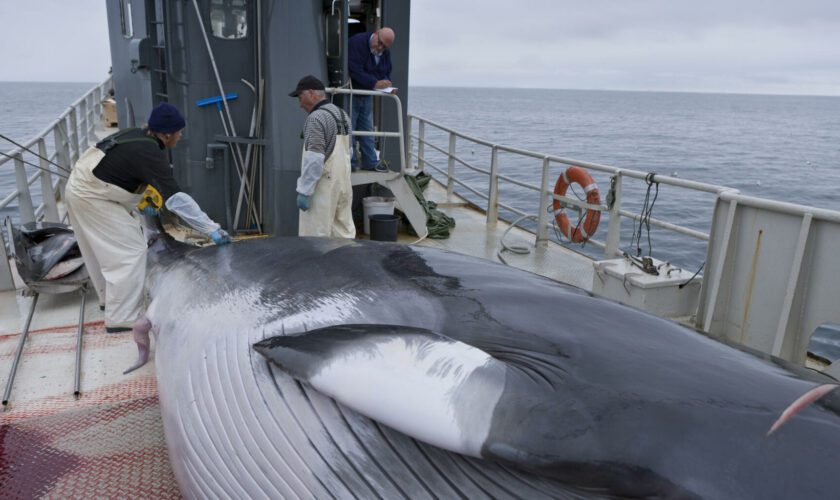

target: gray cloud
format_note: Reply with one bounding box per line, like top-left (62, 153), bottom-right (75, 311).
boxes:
top-left (409, 0), bottom-right (840, 95)
top-left (0, 0), bottom-right (110, 82)
top-left (1, 1), bottom-right (838, 95)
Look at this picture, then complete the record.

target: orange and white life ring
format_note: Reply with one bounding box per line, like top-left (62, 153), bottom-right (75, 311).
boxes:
top-left (553, 166), bottom-right (601, 243)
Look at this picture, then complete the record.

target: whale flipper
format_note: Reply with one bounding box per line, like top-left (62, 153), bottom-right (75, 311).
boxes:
top-left (254, 324), bottom-right (507, 458)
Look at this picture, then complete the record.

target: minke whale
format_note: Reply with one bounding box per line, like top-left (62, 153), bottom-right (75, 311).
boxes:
top-left (142, 234), bottom-right (840, 499)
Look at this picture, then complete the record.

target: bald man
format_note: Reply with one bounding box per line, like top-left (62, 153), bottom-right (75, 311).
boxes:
top-left (348, 27), bottom-right (396, 171)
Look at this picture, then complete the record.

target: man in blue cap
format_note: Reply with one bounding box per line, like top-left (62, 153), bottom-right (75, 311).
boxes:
top-left (66, 102), bottom-right (229, 373)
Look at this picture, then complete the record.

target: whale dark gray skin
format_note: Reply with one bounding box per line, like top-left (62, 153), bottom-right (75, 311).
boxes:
top-left (143, 234), bottom-right (840, 499)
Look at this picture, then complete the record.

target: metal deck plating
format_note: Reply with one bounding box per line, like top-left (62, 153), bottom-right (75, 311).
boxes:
top-left (0, 312), bottom-right (178, 498)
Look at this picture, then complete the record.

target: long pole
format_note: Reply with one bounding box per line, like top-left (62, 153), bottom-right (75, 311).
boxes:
top-left (244, 79), bottom-right (265, 230)
top-left (2, 293), bottom-right (39, 410)
top-left (0, 133), bottom-right (72, 174)
top-left (233, 79), bottom-right (258, 231)
top-left (73, 287), bottom-right (87, 399)
top-left (256, 0), bottom-right (264, 227)
top-left (0, 151), bottom-right (69, 180)
top-left (190, 0), bottom-right (261, 232)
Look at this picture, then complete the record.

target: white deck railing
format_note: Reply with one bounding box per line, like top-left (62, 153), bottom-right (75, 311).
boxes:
top-left (407, 114), bottom-right (840, 365)
top-left (0, 77), bottom-right (113, 291)
top-left (2, 90), bottom-right (838, 365)
top-left (407, 114), bottom-right (731, 257)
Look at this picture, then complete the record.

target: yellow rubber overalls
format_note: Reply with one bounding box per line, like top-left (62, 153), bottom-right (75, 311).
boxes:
top-left (298, 107), bottom-right (356, 238)
top-left (65, 141), bottom-right (148, 331)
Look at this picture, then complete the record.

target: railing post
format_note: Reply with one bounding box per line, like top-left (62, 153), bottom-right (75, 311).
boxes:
top-left (536, 157), bottom-right (551, 245)
top-left (94, 86), bottom-right (101, 117)
top-left (772, 213), bottom-right (812, 358)
top-left (69, 111), bottom-right (80, 165)
top-left (417, 120), bottom-right (426, 172)
top-left (487, 146), bottom-right (499, 225)
top-left (700, 198), bottom-right (738, 333)
top-left (91, 93), bottom-right (98, 137)
top-left (446, 132), bottom-right (456, 198)
top-left (55, 122), bottom-right (71, 172)
top-left (0, 229), bottom-right (13, 291)
top-left (84, 94), bottom-right (91, 143)
top-left (393, 94), bottom-right (407, 174)
top-left (406, 114), bottom-right (413, 168)
top-left (14, 154), bottom-right (36, 224)
top-left (79, 98), bottom-right (90, 150)
top-left (604, 171), bottom-right (623, 257)
top-left (94, 84), bottom-right (104, 127)
top-left (38, 139), bottom-right (60, 222)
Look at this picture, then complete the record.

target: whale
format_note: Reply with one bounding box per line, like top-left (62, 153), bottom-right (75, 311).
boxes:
top-left (142, 235), bottom-right (840, 498)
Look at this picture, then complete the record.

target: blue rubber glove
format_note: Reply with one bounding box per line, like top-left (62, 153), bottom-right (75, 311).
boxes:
top-left (141, 206), bottom-right (159, 216)
top-left (296, 193), bottom-right (311, 211)
top-left (210, 229), bottom-right (231, 245)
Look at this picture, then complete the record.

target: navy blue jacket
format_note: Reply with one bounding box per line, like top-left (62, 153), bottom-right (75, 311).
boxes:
top-left (348, 32), bottom-right (392, 90)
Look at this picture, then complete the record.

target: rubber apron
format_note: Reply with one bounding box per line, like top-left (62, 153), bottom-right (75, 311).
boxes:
top-left (298, 108), bottom-right (356, 238)
top-left (65, 146), bottom-right (147, 330)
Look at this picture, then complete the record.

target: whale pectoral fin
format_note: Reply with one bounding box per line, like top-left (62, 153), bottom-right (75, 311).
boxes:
top-left (253, 324), bottom-right (506, 458)
top-left (123, 328), bottom-right (150, 375)
top-left (767, 384), bottom-right (840, 436)
top-left (123, 316), bottom-right (152, 375)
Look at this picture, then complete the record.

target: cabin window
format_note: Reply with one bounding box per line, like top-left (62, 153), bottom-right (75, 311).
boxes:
top-left (120, 0), bottom-right (134, 38)
top-left (210, 0), bottom-right (248, 40)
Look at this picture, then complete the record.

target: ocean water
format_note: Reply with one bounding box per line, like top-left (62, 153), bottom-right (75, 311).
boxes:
top-left (408, 87), bottom-right (840, 270)
top-left (0, 81), bottom-right (96, 220)
top-left (0, 82), bottom-right (96, 143)
top-left (2, 82), bottom-right (839, 270)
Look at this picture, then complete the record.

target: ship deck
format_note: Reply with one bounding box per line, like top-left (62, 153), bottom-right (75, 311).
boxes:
top-left (410, 180), bottom-right (595, 290)
top-left (0, 150), bottom-right (595, 496)
top-left (0, 272), bottom-right (178, 497)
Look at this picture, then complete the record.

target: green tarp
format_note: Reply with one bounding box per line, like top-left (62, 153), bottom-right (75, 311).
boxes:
top-left (404, 172), bottom-right (456, 239)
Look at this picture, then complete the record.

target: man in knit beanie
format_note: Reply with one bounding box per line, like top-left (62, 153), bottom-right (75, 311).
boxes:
top-left (147, 102), bottom-right (186, 134)
top-left (65, 102), bottom-right (229, 374)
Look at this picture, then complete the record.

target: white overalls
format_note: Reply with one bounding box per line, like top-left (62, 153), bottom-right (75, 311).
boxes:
top-left (298, 108), bottom-right (356, 238)
top-left (65, 146), bottom-right (146, 331)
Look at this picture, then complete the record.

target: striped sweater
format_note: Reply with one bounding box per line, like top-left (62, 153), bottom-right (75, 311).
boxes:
top-left (303, 101), bottom-right (351, 159)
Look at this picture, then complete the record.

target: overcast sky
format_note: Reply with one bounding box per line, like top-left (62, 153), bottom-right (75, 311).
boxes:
top-left (1, 0), bottom-right (839, 96)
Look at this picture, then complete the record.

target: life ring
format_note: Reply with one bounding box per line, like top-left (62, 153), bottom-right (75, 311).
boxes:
top-left (553, 166), bottom-right (601, 243)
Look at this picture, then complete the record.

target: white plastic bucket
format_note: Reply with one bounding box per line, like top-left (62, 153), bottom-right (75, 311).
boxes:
top-left (363, 196), bottom-right (395, 234)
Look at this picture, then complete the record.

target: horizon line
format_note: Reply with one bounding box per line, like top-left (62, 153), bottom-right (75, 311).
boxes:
top-left (1, 80), bottom-right (839, 99)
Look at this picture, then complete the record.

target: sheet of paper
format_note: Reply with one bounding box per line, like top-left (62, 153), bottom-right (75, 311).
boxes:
top-left (376, 87), bottom-right (398, 94)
